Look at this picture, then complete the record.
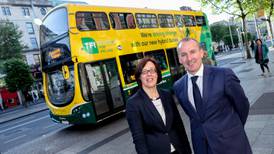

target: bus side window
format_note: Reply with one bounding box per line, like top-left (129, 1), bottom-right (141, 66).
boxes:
top-left (158, 14), bottom-right (174, 28)
top-left (136, 13), bottom-right (158, 29)
top-left (110, 13), bottom-right (122, 29)
top-left (195, 16), bottom-right (206, 26)
top-left (183, 15), bottom-right (196, 27)
top-left (126, 14), bottom-right (136, 29)
top-left (144, 49), bottom-right (168, 71)
top-left (76, 12), bottom-right (89, 30)
top-left (109, 13), bottom-right (135, 29)
top-left (174, 15), bottom-right (184, 27)
top-left (76, 12), bottom-right (110, 31)
top-left (119, 53), bottom-right (143, 84)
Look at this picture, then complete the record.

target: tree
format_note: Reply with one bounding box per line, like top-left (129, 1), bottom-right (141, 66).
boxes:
top-left (210, 23), bottom-right (238, 45)
top-left (255, 0), bottom-right (274, 46)
top-left (0, 21), bottom-right (24, 62)
top-left (210, 24), bottom-right (228, 42)
top-left (223, 35), bottom-right (239, 47)
top-left (200, 0), bottom-right (257, 59)
top-left (3, 58), bottom-right (33, 107)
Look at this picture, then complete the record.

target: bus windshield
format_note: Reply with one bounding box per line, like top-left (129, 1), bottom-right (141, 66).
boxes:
top-left (47, 66), bottom-right (74, 106)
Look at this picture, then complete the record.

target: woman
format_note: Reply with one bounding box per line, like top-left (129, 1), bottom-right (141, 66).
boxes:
top-left (254, 38), bottom-right (271, 76)
top-left (126, 57), bottom-right (191, 154)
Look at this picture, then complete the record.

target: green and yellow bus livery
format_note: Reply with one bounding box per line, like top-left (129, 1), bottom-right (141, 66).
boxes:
top-left (40, 4), bottom-right (214, 124)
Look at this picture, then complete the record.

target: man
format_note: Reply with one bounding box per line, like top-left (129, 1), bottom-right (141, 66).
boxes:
top-left (173, 38), bottom-right (252, 154)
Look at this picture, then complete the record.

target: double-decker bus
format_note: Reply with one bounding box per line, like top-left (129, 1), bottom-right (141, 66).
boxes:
top-left (39, 3), bottom-right (214, 124)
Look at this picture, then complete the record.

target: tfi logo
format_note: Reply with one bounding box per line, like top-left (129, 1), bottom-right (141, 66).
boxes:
top-left (82, 37), bottom-right (99, 54)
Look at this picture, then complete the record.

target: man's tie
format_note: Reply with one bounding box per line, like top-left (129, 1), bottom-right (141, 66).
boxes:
top-left (191, 76), bottom-right (204, 118)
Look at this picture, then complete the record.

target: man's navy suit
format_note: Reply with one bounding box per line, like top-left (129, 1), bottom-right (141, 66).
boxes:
top-left (173, 65), bottom-right (252, 154)
top-left (126, 88), bottom-right (191, 154)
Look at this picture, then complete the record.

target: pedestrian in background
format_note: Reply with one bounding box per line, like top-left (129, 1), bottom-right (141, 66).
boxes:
top-left (31, 91), bottom-right (38, 104)
top-left (254, 38), bottom-right (271, 77)
top-left (250, 40), bottom-right (255, 52)
top-left (174, 38), bottom-right (252, 154)
top-left (126, 57), bottom-right (191, 154)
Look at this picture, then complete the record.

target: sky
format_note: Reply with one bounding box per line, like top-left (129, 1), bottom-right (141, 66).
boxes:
top-left (66, 0), bottom-right (231, 24)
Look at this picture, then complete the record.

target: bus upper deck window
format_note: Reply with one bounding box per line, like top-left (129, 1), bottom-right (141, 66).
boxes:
top-left (183, 15), bottom-right (196, 27)
top-left (109, 13), bottom-right (136, 29)
top-left (136, 13), bottom-right (158, 29)
top-left (76, 12), bottom-right (110, 31)
top-left (158, 14), bottom-right (174, 28)
top-left (174, 15), bottom-right (184, 27)
top-left (196, 16), bottom-right (206, 26)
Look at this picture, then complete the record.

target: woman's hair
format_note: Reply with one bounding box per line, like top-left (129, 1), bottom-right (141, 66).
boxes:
top-left (135, 57), bottom-right (162, 87)
top-left (255, 38), bottom-right (263, 44)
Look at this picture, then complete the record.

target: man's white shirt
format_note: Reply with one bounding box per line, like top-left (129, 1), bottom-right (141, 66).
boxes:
top-left (187, 64), bottom-right (204, 110)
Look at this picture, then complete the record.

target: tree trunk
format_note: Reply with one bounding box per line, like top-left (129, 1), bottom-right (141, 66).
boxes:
top-left (242, 17), bottom-right (251, 59)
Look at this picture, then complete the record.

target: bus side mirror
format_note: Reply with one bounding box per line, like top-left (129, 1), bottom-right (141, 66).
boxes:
top-left (62, 65), bottom-right (70, 80)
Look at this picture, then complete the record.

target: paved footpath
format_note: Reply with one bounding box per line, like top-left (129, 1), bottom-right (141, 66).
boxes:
top-left (1, 48), bottom-right (274, 154)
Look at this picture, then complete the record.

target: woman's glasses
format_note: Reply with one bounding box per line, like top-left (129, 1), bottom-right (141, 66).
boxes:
top-left (141, 69), bottom-right (157, 75)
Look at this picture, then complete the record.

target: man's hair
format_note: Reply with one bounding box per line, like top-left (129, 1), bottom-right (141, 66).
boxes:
top-left (177, 37), bottom-right (201, 53)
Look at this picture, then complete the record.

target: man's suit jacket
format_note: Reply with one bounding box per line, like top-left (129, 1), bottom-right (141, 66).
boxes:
top-left (126, 88), bottom-right (191, 154)
top-left (173, 65), bottom-right (252, 154)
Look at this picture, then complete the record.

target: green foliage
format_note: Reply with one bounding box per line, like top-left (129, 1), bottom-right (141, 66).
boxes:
top-left (210, 23), bottom-right (237, 43)
top-left (0, 21), bottom-right (24, 61)
top-left (210, 24), bottom-right (227, 42)
top-left (200, 0), bottom-right (255, 58)
top-left (3, 58), bottom-right (33, 92)
top-left (223, 35), bottom-right (239, 46)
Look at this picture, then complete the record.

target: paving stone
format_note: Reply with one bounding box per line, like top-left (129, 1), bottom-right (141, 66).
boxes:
top-left (253, 135), bottom-right (274, 148)
top-left (252, 148), bottom-right (273, 154)
top-left (245, 128), bottom-right (262, 145)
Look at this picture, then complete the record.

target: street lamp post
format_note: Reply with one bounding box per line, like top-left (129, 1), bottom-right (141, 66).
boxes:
top-left (228, 22), bottom-right (235, 49)
top-left (236, 28), bottom-right (245, 58)
top-left (254, 14), bottom-right (260, 39)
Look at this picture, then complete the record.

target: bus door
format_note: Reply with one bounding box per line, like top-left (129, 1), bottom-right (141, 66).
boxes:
top-left (85, 59), bottom-right (124, 117)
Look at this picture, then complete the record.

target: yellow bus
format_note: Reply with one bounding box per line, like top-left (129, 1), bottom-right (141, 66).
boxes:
top-left (40, 3), bottom-right (214, 124)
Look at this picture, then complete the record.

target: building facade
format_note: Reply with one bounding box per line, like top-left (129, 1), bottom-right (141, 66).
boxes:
top-left (0, 0), bottom-right (53, 66)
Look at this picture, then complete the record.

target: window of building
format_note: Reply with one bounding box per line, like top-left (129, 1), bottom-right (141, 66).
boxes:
top-left (30, 38), bottom-right (38, 49)
top-left (33, 54), bottom-right (40, 64)
top-left (22, 7), bottom-right (30, 16)
top-left (144, 50), bottom-right (168, 71)
top-left (195, 16), bottom-right (206, 26)
top-left (120, 53), bottom-right (144, 84)
top-left (136, 13), bottom-right (158, 28)
top-left (158, 14), bottom-right (174, 28)
top-left (26, 22), bottom-right (34, 34)
top-left (174, 15), bottom-right (184, 27)
top-left (76, 12), bottom-right (110, 31)
top-left (109, 12), bottom-right (136, 29)
top-left (40, 8), bottom-right (47, 15)
top-left (2, 7), bottom-right (11, 16)
top-left (183, 15), bottom-right (196, 27)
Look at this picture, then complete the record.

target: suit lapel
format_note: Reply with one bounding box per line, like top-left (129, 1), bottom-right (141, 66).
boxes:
top-left (139, 89), bottom-right (166, 129)
top-left (158, 89), bottom-right (172, 130)
top-left (203, 65), bottom-right (211, 104)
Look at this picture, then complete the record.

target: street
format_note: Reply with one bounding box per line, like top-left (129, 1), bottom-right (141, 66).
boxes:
top-left (0, 110), bottom-right (65, 152)
top-left (1, 48), bottom-right (274, 154)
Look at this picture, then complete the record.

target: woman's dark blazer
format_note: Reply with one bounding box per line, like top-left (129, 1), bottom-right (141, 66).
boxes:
top-left (126, 88), bottom-right (191, 154)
